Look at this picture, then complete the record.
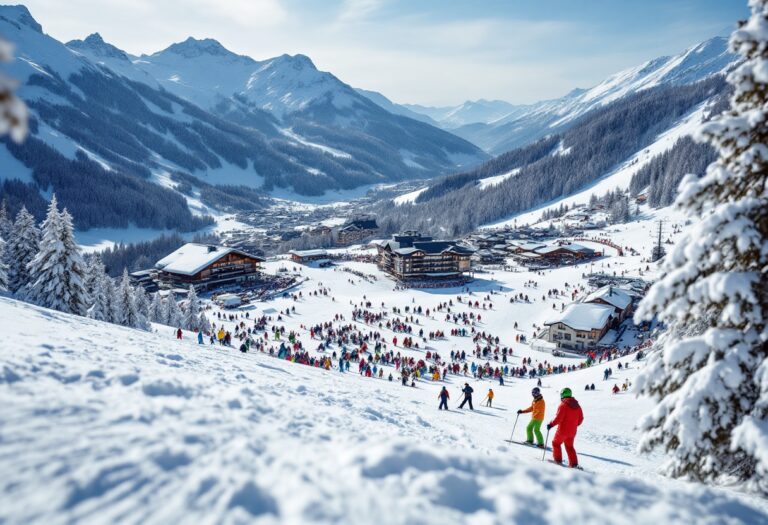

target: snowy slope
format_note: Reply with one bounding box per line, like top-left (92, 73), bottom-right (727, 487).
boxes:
top-left (484, 100), bottom-right (709, 229)
top-left (452, 37), bottom-right (737, 154)
top-left (2, 253), bottom-right (768, 524)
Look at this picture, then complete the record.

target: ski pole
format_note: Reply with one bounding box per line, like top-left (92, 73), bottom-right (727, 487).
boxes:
top-left (542, 427), bottom-right (550, 461)
top-left (509, 413), bottom-right (519, 441)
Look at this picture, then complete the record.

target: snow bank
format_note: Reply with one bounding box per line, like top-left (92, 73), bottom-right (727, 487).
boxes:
top-left (1, 298), bottom-right (766, 524)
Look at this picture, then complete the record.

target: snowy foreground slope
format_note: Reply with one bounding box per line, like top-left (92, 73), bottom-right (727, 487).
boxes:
top-left (1, 297), bottom-right (767, 524)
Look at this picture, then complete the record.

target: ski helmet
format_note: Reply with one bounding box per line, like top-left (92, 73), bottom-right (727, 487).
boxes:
top-left (531, 387), bottom-right (541, 396)
top-left (560, 387), bottom-right (572, 399)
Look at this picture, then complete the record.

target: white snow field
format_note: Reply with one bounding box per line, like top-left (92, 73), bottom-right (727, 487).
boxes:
top-left (2, 240), bottom-right (768, 524)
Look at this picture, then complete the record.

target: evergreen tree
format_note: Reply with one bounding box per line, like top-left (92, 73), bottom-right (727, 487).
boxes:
top-left (83, 255), bottom-right (107, 304)
top-left (0, 199), bottom-right (12, 241)
top-left (149, 292), bottom-right (165, 324)
top-left (26, 197), bottom-right (88, 315)
top-left (102, 275), bottom-right (118, 324)
top-left (634, 1), bottom-right (768, 494)
top-left (198, 311), bottom-right (211, 334)
top-left (87, 273), bottom-right (110, 322)
top-left (183, 285), bottom-right (201, 330)
top-left (133, 288), bottom-right (151, 331)
top-left (0, 235), bottom-right (8, 293)
top-left (165, 295), bottom-right (184, 328)
top-left (6, 206), bottom-right (40, 296)
top-left (116, 269), bottom-right (140, 328)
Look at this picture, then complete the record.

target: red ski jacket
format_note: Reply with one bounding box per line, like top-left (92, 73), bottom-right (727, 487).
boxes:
top-left (549, 397), bottom-right (584, 437)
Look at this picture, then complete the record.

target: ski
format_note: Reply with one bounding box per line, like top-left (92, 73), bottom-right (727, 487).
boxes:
top-left (546, 459), bottom-right (586, 471)
top-left (504, 440), bottom-right (551, 452)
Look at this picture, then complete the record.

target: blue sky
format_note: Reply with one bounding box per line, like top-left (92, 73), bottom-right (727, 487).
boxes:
top-left (20, 0), bottom-right (747, 105)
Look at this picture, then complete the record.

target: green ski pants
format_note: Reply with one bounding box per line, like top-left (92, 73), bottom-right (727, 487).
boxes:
top-left (526, 419), bottom-right (544, 445)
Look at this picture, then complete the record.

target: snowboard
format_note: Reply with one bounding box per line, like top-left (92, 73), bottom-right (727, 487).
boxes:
top-left (504, 440), bottom-right (551, 452)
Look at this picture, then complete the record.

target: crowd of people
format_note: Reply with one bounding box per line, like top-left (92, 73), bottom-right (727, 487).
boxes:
top-left (173, 281), bottom-right (648, 400)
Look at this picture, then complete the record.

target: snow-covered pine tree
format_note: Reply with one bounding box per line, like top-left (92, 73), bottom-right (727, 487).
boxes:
top-left (133, 288), bottom-right (151, 331)
top-left (102, 275), bottom-right (118, 324)
top-left (165, 294), bottom-right (184, 329)
top-left (116, 269), bottom-right (140, 328)
top-left (26, 198), bottom-right (88, 315)
top-left (0, 200), bottom-right (12, 241)
top-left (198, 311), bottom-right (211, 334)
top-left (634, 0), bottom-right (768, 494)
top-left (83, 256), bottom-right (107, 304)
top-left (149, 292), bottom-right (165, 324)
top-left (183, 285), bottom-right (201, 330)
top-left (87, 273), bottom-right (110, 322)
top-left (6, 206), bottom-right (40, 296)
top-left (0, 235), bottom-right (8, 293)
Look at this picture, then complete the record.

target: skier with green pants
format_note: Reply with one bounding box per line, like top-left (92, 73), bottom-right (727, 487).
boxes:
top-left (517, 387), bottom-right (546, 447)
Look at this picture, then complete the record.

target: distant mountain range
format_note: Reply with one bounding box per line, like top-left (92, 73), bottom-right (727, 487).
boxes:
top-left (0, 4), bottom-right (740, 235)
top-left (360, 37), bottom-right (738, 155)
top-left (0, 5), bottom-right (487, 231)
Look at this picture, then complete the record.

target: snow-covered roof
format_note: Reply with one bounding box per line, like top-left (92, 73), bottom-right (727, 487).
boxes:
top-left (289, 249), bottom-right (328, 257)
top-left (544, 303), bottom-right (614, 331)
top-left (156, 243), bottom-right (263, 276)
top-left (516, 242), bottom-right (546, 251)
top-left (535, 243), bottom-right (594, 255)
top-left (585, 286), bottom-right (632, 311)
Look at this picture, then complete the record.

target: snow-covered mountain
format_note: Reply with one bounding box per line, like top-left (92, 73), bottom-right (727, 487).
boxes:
top-left (354, 88), bottom-right (439, 125)
top-left (377, 73), bottom-right (728, 234)
top-left (402, 99), bottom-right (524, 129)
top-left (65, 30), bottom-right (487, 167)
top-left (0, 5), bottom-right (486, 232)
top-left (450, 37), bottom-right (738, 154)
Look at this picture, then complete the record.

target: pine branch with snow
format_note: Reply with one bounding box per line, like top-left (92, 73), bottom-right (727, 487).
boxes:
top-left (634, 0), bottom-right (768, 494)
top-left (0, 38), bottom-right (28, 142)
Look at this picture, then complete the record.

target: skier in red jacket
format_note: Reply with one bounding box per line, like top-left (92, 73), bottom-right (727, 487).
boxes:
top-left (547, 387), bottom-right (584, 468)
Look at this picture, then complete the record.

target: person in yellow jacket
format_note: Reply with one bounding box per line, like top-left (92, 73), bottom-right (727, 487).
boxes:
top-left (517, 387), bottom-right (546, 447)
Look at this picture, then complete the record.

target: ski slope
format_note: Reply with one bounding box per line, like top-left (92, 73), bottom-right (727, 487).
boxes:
top-left (2, 214), bottom-right (768, 524)
top-left (1, 297), bottom-right (766, 524)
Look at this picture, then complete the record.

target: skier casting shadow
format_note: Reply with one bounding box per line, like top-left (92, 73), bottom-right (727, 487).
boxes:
top-left (459, 383), bottom-right (474, 410)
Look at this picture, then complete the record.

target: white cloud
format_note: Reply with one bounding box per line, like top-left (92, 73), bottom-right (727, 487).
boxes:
top-left (14, 0), bottom-right (722, 106)
top-left (336, 0), bottom-right (388, 23)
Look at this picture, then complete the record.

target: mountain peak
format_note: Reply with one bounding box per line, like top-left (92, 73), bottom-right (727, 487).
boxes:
top-left (156, 37), bottom-right (255, 63)
top-left (0, 5), bottom-right (43, 33)
top-left (267, 53), bottom-right (317, 71)
top-left (67, 33), bottom-right (130, 61)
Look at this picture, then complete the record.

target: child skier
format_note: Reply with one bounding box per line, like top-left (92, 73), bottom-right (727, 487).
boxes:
top-left (438, 386), bottom-right (450, 410)
top-left (485, 388), bottom-right (494, 407)
top-left (517, 387), bottom-right (545, 447)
